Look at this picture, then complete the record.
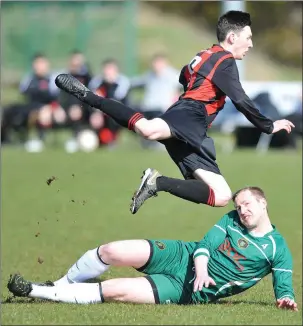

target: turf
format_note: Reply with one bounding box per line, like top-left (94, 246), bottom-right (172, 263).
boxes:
top-left (1, 138), bottom-right (302, 325)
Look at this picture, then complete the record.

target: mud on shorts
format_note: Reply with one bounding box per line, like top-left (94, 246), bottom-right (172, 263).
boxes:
top-left (159, 99), bottom-right (221, 179)
top-left (136, 239), bottom-right (206, 305)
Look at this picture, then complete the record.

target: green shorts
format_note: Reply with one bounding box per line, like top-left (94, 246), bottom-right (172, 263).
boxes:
top-left (136, 239), bottom-right (207, 305)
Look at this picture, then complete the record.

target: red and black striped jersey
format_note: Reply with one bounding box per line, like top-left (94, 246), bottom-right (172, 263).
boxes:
top-left (179, 44), bottom-right (274, 134)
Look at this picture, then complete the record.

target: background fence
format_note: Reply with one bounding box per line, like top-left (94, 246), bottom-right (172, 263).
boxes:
top-left (2, 0), bottom-right (138, 82)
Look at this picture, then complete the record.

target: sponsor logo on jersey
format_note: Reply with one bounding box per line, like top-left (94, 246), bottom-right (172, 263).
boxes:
top-left (261, 244), bottom-right (269, 249)
top-left (238, 238), bottom-right (249, 249)
top-left (155, 241), bottom-right (166, 250)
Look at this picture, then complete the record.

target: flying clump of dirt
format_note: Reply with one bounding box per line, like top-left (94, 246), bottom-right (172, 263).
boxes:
top-left (46, 176), bottom-right (57, 186)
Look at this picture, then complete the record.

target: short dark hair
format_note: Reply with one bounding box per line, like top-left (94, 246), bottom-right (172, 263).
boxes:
top-left (102, 58), bottom-right (119, 67)
top-left (70, 49), bottom-right (83, 56)
top-left (152, 53), bottom-right (167, 61)
top-left (32, 53), bottom-right (46, 62)
top-left (232, 186), bottom-right (266, 202)
top-left (217, 10), bottom-right (251, 42)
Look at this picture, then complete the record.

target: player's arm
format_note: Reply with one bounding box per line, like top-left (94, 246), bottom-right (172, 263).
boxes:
top-left (272, 243), bottom-right (298, 311)
top-left (130, 73), bottom-right (148, 89)
top-left (88, 76), bottom-right (103, 93)
top-left (114, 75), bottom-right (131, 101)
top-left (212, 59), bottom-right (294, 134)
top-left (179, 65), bottom-right (189, 92)
top-left (192, 212), bottom-right (231, 292)
top-left (19, 74), bottom-right (36, 96)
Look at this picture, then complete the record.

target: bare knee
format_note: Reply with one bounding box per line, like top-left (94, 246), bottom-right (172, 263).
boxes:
top-left (135, 118), bottom-right (171, 140)
top-left (98, 243), bottom-right (120, 264)
top-left (214, 189), bottom-right (232, 207)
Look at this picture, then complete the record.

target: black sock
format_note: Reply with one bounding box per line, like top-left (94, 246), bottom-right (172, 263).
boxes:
top-left (156, 176), bottom-right (215, 206)
top-left (85, 92), bottom-right (144, 130)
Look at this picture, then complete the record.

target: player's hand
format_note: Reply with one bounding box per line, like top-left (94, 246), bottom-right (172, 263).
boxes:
top-left (193, 272), bottom-right (216, 292)
top-left (272, 119), bottom-right (295, 134)
top-left (276, 298), bottom-right (298, 311)
top-left (193, 255), bottom-right (216, 292)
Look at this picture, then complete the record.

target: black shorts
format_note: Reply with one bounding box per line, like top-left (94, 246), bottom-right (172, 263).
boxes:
top-left (159, 99), bottom-right (221, 178)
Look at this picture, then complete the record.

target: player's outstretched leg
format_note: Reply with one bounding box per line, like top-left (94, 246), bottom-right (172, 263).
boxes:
top-left (55, 74), bottom-right (171, 140)
top-left (53, 240), bottom-right (151, 286)
top-left (55, 74), bottom-right (144, 129)
top-left (131, 168), bottom-right (232, 214)
top-left (7, 274), bottom-right (156, 304)
top-left (7, 274), bottom-right (103, 304)
top-left (130, 168), bottom-right (161, 214)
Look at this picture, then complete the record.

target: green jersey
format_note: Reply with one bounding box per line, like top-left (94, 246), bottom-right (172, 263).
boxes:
top-left (193, 210), bottom-right (294, 303)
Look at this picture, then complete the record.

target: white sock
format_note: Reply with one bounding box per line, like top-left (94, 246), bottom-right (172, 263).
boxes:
top-left (54, 247), bottom-right (110, 286)
top-left (30, 283), bottom-right (103, 304)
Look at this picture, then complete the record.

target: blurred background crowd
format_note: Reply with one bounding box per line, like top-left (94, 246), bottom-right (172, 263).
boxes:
top-left (1, 1), bottom-right (302, 153)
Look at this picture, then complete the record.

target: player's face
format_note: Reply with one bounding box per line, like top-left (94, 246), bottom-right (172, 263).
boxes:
top-left (152, 57), bottom-right (168, 74)
top-left (234, 190), bottom-right (267, 230)
top-left (33, 58), bottom-right (50, 77)
top-left (232, 26), bottom-right (253, 60)
top-left (103, 63), bottom-right (119, 83)
top-left (69, 54), bottom-right (85, 73)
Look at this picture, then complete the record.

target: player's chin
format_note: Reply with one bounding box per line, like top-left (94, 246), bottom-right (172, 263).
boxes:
top-left (235, 54), bottom-right (244, 60)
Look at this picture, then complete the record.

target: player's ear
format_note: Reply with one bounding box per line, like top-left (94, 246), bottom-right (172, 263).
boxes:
top-left (226, 31), bottom-right (236, 45)
top-left (260, 198), bottom-right (267, 210)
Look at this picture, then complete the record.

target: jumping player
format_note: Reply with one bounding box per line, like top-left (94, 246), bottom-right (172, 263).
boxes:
top-left (54, 11), bottom-right (294, 214)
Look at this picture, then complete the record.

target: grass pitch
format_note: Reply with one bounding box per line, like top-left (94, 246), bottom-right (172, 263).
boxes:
top-left (1, 138), bottom-right (302, 325)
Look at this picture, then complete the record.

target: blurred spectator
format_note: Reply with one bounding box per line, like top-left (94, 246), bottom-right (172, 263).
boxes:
top-left (58, 50), bottom-right (92, 140)
top-left (88, 58), bottom-right (131, 147)
top-left (1, 53), bottom-right (62, 146)
top-left (130, 53), bottom-right (181, 149)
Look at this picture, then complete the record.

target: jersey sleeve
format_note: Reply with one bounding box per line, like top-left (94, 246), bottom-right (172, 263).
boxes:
top-left (271, 242), bottom-right (295, 301)
top-left (19, 74), bottom-right (33, 94)
top-left (179, 65), bottom-right (189, 91)
top-left (212, 58), bottom-right (274, 134)
top-left (193, 212), bottom-right (231, 259)
top-left (114, 75), bottom-right (131, 101)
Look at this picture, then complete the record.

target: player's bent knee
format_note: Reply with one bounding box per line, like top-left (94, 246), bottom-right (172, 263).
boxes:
top-left (98, 243), bottom-right (119, 264)
top-left (136, 118), bottom-right (171, 140)
top-left (214, 190), bottom-right (232, 207)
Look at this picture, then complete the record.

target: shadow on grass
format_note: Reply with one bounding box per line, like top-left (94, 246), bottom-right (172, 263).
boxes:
top-left (214, 299), bottom-right (273, 307)
top-left (2, 297), bottom-right (59, 305)
top-left (2, 297), bottom-right (274, 307)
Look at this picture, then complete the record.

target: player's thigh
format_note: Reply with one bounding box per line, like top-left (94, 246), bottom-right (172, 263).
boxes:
top-left (136, 240), bottom-right (187, 276)
top-left (102, 277), bottom-right (155, 304)
top-left (146, 274), bottom-right (193, 304)
top-left (193, 168), bottom-right (232, 196)
top-left (134, 117), bottom-right (172, 140)
top-left (99, 240), bottom-right (151, 269)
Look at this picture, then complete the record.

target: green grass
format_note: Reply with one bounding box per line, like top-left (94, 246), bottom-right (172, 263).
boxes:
top-left (1, 138), bottom-right (302, 325)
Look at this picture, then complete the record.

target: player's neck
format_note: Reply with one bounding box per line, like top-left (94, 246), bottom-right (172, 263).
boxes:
top-left (219, 41), bottom-right (235, 57)
top-left (250, 217), bottom-right (273, 236)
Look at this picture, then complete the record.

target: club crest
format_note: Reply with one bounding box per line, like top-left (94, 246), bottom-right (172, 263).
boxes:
top-left (155, 241), bottom-right (166, 250)
top-left (238, 238), bottom-right (249, 249)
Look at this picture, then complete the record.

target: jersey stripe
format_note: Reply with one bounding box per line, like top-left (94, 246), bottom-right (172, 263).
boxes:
top-left (272, 268), bottom-right (293, 273)
top-left (193, 248), bottom-right (210, 258)
top-left (214, 224), bottom-right (226, 233)
top-left (207, 54), bottom-right (234, 80)
top-left (268, 235), bottom-right (276, 259)
top-left (215, 277), bottom-right (261, 296)
top-left (278, 295), bottom-right (294, 300)
top-left (228, 226), bottom-right (271, 264)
